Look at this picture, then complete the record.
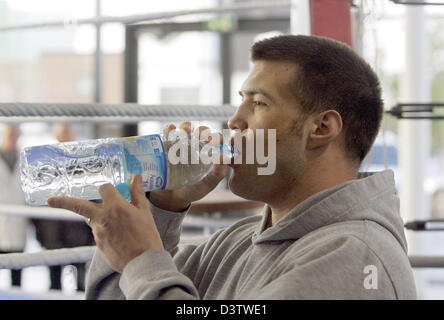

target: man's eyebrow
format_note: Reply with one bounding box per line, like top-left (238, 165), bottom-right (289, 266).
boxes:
top-left (238, 88), bottom-right (276, 103)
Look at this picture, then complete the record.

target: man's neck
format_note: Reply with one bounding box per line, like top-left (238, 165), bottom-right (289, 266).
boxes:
top-left (267, 164), bottom-right (357, 227)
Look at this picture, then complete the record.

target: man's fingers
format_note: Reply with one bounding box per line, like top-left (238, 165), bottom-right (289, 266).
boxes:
top-left (163, 124), bottom-right (176, 138)
top-left (194, 126), bottom-right (210, 141)
top-left (193, 127), bottom-right (224, 146)
top-left (48, 196), bottom-right (101, 220)
top-left (99, 183), bottom-right (126, 204)
top-left (208, 132), bottom-right (224, 146)
top-left (164, 122), bottom-right (192, 140)
top-left (179, 121), bottom-right (192, 134)
top-left (130, 175), bottom-right (149, 210)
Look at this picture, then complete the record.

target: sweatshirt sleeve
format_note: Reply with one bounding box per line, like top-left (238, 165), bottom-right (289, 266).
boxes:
top-left (118, 248), bottom-right (200, 299)
top-left (85, 198), bottom-right (195, 300)
top-left (249, 236), bottom-right (398, 300)
top-left (118, 226), bottom-right (227, 300)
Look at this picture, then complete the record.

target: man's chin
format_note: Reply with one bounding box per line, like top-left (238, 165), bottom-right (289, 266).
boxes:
top-left (228, 169), bottom-right (258, 201)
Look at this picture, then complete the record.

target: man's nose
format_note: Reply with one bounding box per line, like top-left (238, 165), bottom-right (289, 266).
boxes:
top-left (227, 108), bottom-right (248, 131)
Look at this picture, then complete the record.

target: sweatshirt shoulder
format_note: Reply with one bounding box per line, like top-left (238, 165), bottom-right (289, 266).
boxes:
top-left (293, 220), bottom-right (416, 299)
top-left (311, 220), bottom-right (405, 253)
top-left (299, 220), bottom-right (407, 262)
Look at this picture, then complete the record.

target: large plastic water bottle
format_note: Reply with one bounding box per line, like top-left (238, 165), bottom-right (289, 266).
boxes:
top-left (20, 133), bottom-right (233, 206)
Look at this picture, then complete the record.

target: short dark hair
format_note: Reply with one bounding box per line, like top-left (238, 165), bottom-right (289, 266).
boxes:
top-left (251, 35), bottom-right (383, 164)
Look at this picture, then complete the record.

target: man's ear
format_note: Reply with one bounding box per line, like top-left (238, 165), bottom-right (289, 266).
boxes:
top-left (306, 110), bottom-right (343, 150)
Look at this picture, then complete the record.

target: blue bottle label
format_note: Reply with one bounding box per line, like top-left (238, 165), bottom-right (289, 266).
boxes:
top-left (121, 134), bottom-right (167, 191)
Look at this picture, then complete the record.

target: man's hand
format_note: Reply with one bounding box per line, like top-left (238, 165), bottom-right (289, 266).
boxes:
top-left (47, 175), bottom-right (163, 273)
top-left (148, 122), bottom-right (230, 212)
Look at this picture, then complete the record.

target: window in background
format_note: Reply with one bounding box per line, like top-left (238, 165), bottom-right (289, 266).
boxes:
top-left (230, 30), bottom-right (285, 106)
top-left (0, 0), bottom-right (98, 146)
top-left (138, 31), bottom-right (223, 135)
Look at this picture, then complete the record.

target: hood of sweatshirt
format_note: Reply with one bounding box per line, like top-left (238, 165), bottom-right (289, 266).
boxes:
top-left (252, 170), bottom-right (408, 253)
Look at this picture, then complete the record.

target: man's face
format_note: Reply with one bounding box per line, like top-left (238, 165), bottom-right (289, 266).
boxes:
top-left (227, 60), bottom-right (308, 202)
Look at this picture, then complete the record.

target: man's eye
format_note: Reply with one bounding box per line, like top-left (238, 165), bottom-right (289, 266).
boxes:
top-left (252, 101), bottom-right (267, 107)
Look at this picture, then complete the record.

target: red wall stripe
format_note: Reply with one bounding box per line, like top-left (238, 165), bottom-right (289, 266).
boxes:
top-left (310, 0), bottom-right (353, 47)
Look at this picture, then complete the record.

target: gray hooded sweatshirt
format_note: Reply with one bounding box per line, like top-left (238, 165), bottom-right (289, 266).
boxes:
top-left (85, 170), bottom-right (417, 300)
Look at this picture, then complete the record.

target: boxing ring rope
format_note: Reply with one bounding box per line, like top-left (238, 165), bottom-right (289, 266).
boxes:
top-left (0, 0), bottom-right (291, 32)
top-left (0, 204), bottom-right (84, 221)
top-left (0, 203), bottom-right (244, 230)
top-left (0, 103), bottom-right (237, 123)
top-left (0, 246), bottom-right (96, 270)
top-left (0, 237), bottom-right (208, 270)
top-left (0, 202), bottom-right (232, 270)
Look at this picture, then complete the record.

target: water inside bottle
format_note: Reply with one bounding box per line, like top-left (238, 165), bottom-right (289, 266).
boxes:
top-left (21, 139), bottom-right (125, 206)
